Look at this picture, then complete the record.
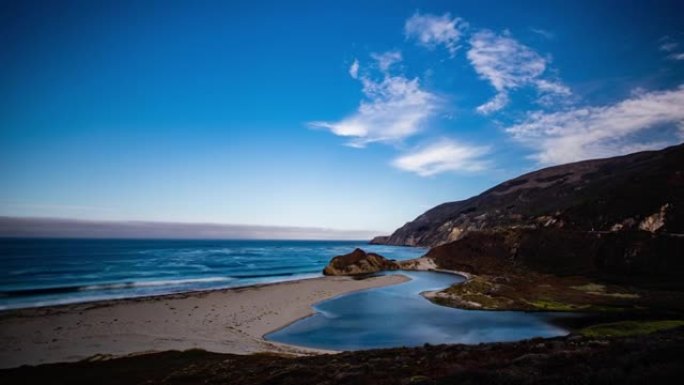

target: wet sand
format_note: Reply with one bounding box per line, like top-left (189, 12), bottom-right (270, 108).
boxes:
top-left (0, 274), bottom-right (408, 369)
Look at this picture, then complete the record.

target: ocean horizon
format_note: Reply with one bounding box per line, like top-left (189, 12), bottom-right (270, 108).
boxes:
top-left (0, 238), bottom-right (427, 310)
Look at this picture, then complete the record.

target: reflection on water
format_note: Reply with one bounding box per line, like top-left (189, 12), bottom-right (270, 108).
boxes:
top-left (267, 271), bottom-right (571, 350)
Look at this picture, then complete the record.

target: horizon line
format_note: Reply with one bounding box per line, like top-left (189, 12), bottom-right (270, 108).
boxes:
top-left (0, 216), bottom-right (389, 241)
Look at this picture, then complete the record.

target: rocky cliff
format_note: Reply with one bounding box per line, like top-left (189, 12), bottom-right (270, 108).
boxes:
top-left (368, 235), bottom-right (390, 245)
top-left (382, 143), bottom-right (684, 247)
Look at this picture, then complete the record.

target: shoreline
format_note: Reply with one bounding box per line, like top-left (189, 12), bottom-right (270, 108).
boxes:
top-left (0, 274), bottom-right (410, 369)
top-left (0, 273), bottom-right (325, 313)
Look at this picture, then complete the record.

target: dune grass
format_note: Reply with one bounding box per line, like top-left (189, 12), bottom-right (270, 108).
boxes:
top-left (527, 299), bottom-right (582, 311)
top-left (580, 320), bottom-right (684, 337)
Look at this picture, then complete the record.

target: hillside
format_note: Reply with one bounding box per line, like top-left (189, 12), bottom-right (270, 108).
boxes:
top-left (383, 143), bottom-right (684, 247)
top-left (3, 329), bottom-right (683, 385)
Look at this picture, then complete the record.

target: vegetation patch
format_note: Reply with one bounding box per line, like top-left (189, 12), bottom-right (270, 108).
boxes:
top-left (571, 282), bottom-right (640, 299)
top-left (527, 299), bottom-right (585, 311)
top-left (580, 320), bottom-right (684, 337)
top-left (572, 283), bottom-right (606, 292)
top-left (438, 276), bottom-right (517, 309)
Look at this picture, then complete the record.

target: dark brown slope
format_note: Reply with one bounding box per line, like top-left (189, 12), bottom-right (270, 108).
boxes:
top-left (3, 329), bottom-right (683, 385)
top-left (384, 143), bottom-right (684, 247)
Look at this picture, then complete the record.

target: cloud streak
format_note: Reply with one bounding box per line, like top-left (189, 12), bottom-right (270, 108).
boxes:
top-left (505, 86), bottom-right (684, 165)
top-left (659, 36), bottom-right (684, 60)
top-left (392, 139), bottom-right (490, 176)
top-left (310, 52), bottom-right (439, 148)
top-left (405, 12), bottom-right (466, 56)
top-left (467, 30), bottom-right (570, 114)
top-left (529, 28), bottom-right (555, 40)
top-left (672, 53), bottom-right (684, 61)
top-left (371, 51), bottom-right (402, 72)
top-left (348, 59), bottom-right (359, 79)
top-left (0, 217), bottom-right (380, 240)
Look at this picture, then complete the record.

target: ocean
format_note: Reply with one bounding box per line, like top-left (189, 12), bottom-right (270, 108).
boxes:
top-left (0, 238), bottom-right (426, 310)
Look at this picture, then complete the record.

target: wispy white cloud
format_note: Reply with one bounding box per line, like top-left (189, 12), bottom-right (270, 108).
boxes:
top-left (660, 42), bottom-right (679, 52)
top-left (0, 217), bottom-right (380, 240)
top-left (505, 86), bottom-right (684, 165)
top-left (530, 28), bottom-right (555, 40)
top-left (405, 12), bottom-right (467, 56)
top-left (467, 30), bottom-right (570, 114)
top-left (349, 59), bottom-right (359, 79)
top-left (659, 36), bottom-right (684, 60)
top-left (310, 52), bottom-right (439, 148)
top-left (371, 51), bottom-right (402, 72)
top-left (671, 52), bottom-right (684, 61)
top-left (392, 139), bottom-right (490, 176)
top-left (475, 92), bottom-right (509, 115)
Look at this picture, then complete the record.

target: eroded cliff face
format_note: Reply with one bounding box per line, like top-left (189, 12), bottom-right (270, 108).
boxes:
top-left (368, 235), bottom-right (390, 245)
top-left (424, 229), bottom-right (684, 282)
top-left (382, 144), bottom-right (684, 247)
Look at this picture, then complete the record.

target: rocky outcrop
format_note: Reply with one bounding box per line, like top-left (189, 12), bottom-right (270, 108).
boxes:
top-left (380, 143), bottom-right (684, 247)
top-left (368, 235), bottom-right (390, 245)
top-left (639, 203), bottom-right (670, 233)
top-left (424, 228), bottom-right (684, 287)
top-left (322, 248), bottom-right (400, 276)
top-left (397, 257), bottom-right (437, 271)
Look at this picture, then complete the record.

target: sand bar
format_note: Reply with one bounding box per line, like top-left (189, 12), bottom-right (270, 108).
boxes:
top-left (0, 274), bottom-right (409, 369)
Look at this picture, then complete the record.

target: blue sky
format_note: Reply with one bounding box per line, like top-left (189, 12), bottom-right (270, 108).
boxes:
top-left (1, 0), bottom-right (683, 234)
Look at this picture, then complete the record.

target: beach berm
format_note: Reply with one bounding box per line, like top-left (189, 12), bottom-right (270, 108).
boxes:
top-left (0, 274), bottom-right (408, 369)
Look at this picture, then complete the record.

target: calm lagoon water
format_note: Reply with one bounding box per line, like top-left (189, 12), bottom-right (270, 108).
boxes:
top-left (267, 270), bottom-right (570, 350)
top-left (0, 239), bottom-right (426, 310)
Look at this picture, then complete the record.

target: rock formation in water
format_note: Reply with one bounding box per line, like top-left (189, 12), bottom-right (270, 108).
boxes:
top-left (322, 248), bottom-right (400, 276)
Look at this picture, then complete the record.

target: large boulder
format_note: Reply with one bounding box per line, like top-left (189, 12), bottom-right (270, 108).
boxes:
top-left (323, 248), bottom-right (400, 276)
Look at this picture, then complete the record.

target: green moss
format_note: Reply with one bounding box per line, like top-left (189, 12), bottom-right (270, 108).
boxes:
top-left (463, 277), bottom-right (494, 292)
top-left (459, 293), bottom-right (500, 308)
top-left (440, 276), bottom-right (513, 309)
top-left (571, 282), bottom-right (639, 299)
top-left (582, 304), bottom-right (628, 312)
top-left (527, 299), bottom-right (583, 311)
top-left (440, 273), bottom-right (641, 312)
top-left (580, 320), bottom-right (684, 337)
top-left (572, 283), bottom-right (606, 292)
top-left (431, 296), bottom-right (452, 306)
top-left (445, 276), bottom-right (493, 295)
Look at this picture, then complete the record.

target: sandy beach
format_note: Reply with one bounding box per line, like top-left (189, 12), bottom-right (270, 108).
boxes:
top-left (0, 274), bottom-right (409, 369)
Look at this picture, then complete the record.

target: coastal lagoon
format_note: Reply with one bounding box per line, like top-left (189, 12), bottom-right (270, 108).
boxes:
top-left (2, 239), bottom-right (569, 354)
top-left (267, 271), bottom-right (570, 350)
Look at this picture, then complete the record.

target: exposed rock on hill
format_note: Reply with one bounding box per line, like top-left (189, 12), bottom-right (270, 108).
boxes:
top-left (383, 144), bottom-right (684, 247)
top-left (322, 248), bottom-right (399, 276)
top-left (368, 235), bottom-right (390, 245)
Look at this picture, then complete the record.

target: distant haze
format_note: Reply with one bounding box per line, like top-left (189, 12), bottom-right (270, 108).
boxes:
top-left (0, 217), bottom-right (381, 240)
